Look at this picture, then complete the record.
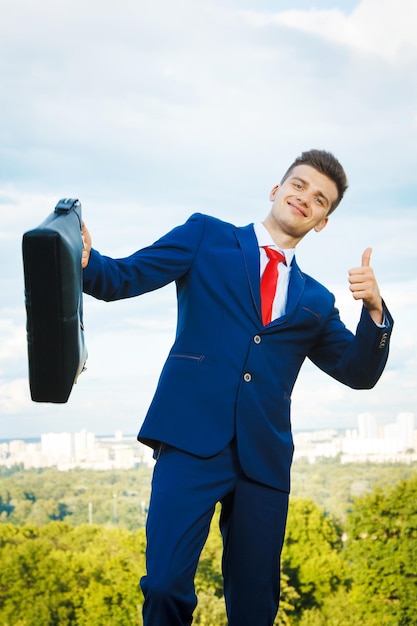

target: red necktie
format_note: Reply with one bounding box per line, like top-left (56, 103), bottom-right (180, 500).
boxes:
top-left (260, 247), bottom-right (286, 325)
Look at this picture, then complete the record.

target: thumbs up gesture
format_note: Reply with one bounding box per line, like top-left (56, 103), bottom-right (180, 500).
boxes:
top-left (348, 248), bottom-right (383, 324)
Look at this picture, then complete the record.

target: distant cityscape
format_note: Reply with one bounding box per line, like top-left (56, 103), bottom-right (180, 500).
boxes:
top-left (0, 430), bottom-right (155, 472)
top-left (294, 411), bottom-right (416, 464)
top-left (0, 412), bottom-right (416, 471)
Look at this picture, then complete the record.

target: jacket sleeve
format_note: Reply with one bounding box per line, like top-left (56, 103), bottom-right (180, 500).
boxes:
top-left (82, 213), bottom-right (206, 301)
top-left (308, 300), bottom-right (393, 389)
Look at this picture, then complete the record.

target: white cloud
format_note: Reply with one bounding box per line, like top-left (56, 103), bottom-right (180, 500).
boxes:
top-left (242, 0), bottom-right (417, 64)
top-left (0, 379), bottom-right (30, 414)
top-left (0, 318), bottom-right (26, 366)
top-left (1, 0), bottom-right (416, 206)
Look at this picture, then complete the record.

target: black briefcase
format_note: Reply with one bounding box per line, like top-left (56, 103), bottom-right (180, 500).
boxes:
top-left (22, 198), bottom-right (88, 403)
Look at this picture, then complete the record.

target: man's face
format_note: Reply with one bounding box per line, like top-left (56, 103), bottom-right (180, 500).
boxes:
top-left (265, 164), bottom-right (339, 246)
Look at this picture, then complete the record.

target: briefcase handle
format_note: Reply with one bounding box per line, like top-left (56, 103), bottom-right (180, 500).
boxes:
top-left (54, 198), bottom-right (81, 215)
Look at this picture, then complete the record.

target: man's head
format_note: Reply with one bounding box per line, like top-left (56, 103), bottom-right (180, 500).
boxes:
top-left (280, 149), bottom-right (348, 215)
top-left (263, 149), bottom-right (348, 248)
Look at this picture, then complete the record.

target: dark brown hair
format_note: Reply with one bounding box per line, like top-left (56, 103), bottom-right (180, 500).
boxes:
top-left (280, 149), bottom-right (348, 214)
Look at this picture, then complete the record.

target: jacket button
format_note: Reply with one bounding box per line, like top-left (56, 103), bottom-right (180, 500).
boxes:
top-left (253, 335), bottom-right (261, 344)
top-left (243, 372), bottom-right (252, 382)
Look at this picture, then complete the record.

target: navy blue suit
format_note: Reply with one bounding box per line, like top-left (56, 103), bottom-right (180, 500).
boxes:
top-left (83, 213), bottom-right (393, 624)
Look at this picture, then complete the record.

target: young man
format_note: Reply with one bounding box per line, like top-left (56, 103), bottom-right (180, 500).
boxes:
top-left (82, 149), bottom-right (393, 626)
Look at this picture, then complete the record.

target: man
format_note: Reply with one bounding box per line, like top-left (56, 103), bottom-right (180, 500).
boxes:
top-left (82, 149), bottom-right (393, 625)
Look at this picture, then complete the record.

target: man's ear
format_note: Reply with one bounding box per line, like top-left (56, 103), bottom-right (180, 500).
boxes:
top-left (269, 185), bottom-right (280, 201)
top-left (314, 216), bottom-right (329, 233)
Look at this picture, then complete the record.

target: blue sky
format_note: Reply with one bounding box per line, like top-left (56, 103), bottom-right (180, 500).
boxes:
top-left (1, 0), bottom-right (416, 439)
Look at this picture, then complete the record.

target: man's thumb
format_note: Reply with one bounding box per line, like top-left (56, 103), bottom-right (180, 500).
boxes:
top-left (361, 247), bottom-right (372, 267)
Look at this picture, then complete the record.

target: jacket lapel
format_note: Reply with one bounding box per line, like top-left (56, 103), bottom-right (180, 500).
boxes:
top-left (274, 257), bottom-right (305, 325)
top-left (235, 224), bottom-right (261, 316)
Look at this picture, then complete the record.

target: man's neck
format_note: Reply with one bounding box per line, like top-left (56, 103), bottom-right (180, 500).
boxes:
top-left (261, 216), bottom-right (300, 250)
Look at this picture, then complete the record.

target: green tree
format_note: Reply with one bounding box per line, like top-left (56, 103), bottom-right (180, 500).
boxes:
top-left (281, 498), bottom-right (347, 618)
top-left (0, 527), bottom-right (79, 624)
top-left (345, 476), bottom-right (417, 625)
top-left (0, 523), bottom-right (147, 625)
top-left (297, 589), bottom-right (363, 625)
top-left (0, 467), bottom-right (153, 529)
top-left (290, 460), bottom-right (417, 522)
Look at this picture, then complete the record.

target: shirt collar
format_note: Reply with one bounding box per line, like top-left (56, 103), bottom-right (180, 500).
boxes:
top-left (253, 222), bottom-right (296, 266)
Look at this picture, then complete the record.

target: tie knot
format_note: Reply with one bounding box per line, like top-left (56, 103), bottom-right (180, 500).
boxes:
top-left (263, 246), bottom-right (286, 264)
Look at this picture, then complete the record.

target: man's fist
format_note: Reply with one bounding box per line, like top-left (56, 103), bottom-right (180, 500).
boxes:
top-left (81, 221), bottom-right (92, 269)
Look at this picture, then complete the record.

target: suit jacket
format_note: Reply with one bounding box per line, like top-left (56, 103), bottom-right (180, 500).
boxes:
top-left (83, 213), bottom-right (393, 491)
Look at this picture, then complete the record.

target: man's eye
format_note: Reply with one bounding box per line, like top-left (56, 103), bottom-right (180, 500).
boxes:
top-left (294, 182), bottom-right (302, 189)
top-left (315, 197), bottom-right (323, 206)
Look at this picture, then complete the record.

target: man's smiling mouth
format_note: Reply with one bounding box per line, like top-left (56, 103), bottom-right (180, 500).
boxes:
top-left (288, 201), bottom-right (307, 217)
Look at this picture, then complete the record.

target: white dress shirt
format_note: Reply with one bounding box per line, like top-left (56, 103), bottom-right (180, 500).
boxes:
top-left (253, 221), bottom-right (387, 328)
top-left (253, 222), bottom-right (295, 320)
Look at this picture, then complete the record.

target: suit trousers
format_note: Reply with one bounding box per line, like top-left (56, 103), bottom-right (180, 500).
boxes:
top-left (140, 439), bottom-right (289, 626)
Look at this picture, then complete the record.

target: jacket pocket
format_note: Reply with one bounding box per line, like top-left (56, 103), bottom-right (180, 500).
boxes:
top-left (302, 306), bottom-right (322, 321)
top-left (168, 352), bottom-right (206, 362)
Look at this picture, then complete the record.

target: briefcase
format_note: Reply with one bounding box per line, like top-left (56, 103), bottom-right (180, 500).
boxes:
top-left (22, 198), bottom-right (88, 403)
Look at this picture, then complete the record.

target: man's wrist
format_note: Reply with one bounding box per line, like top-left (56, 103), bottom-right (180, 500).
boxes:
top-left (365, 300), bottom-right (385, 326)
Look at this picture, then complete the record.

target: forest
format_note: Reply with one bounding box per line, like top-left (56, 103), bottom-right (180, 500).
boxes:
top-left (0, 459), bottom-right (416, 625)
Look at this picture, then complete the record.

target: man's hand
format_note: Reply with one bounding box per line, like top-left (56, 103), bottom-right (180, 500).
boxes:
top-left (348, 248), bottom-right (383, 324)
top-left (81, 221), bottom-right (92, 269)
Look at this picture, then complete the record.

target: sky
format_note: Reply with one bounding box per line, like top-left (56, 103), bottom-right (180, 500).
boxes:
top-left (1, 0), bottom-right (416, 440)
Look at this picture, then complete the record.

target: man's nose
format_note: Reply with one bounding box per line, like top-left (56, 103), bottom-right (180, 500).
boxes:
top-left (296, 192), bottom-right (309, 206)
